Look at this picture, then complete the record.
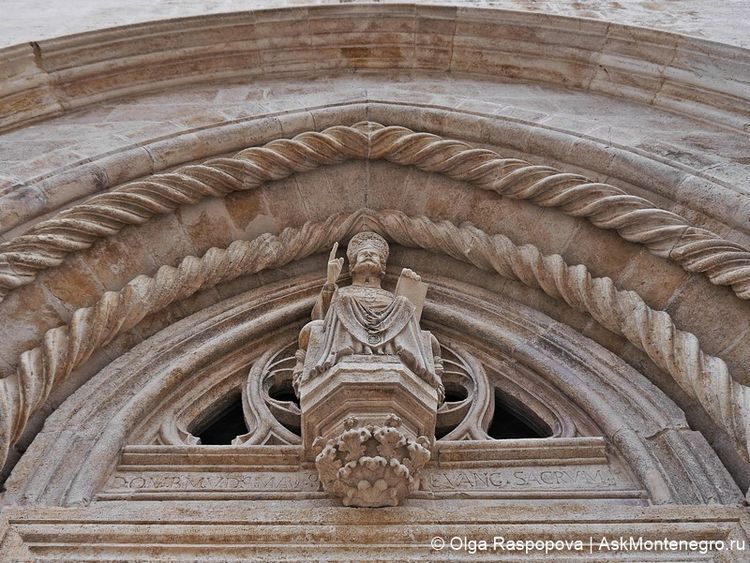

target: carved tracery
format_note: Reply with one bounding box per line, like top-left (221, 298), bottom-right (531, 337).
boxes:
top-left (2, 5), bottom-right (750, 557)
top-left (162, 335), bottom-right (584, 453)
top-left (236, 344), bottom-right (301, 447)
top-left (5, 271), bottom-right (740, 510)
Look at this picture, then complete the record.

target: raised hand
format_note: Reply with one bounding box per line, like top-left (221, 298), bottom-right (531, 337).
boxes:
top-left (326, 242), bottom-right (344, 284)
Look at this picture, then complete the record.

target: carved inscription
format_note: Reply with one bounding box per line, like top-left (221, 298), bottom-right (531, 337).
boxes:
top-left (108, 471), bottom-right (320, 492)
top-left (102, 463), bottom-right (640, 500)
top-left (424, 466), bottom-right (624, 492)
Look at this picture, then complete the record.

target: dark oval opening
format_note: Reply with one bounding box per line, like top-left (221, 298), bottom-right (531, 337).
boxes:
top-left (268, 378), bottom-right (300, 408)
top-left (443, 381), bottom-right (469, 403)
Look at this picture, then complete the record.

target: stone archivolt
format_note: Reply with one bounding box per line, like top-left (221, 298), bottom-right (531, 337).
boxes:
top-left (2, 274), bottom-right (740, 508)
top-left (1, 209), bottom-right (748, 478)
top-left (2, 5), bottom-right (748, 134)
top-left (1, 122), bottom-right (749, 304)
top-left (1, 5), bottom-right (749, 558)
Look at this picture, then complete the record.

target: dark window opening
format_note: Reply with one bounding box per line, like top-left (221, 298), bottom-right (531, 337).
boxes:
top-left (195, 395), bottom-right (248, 445)
top-left (268, 379), bottom-right (300, 409)
top-left (442, 382), bottom-right (469, 404)
top-left (435, 381), bottom-right (471, 439)
top-left (435, 422), bottom-right (455, 440)
top-left (266, 377), bottom-right (301, 436)
top-left (487, 390), bottom-right (551, 440)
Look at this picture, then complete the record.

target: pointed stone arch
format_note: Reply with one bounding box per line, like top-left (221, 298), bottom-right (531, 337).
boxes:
top-left (1, 209), bottom-right (747, 490)
top-left (2, 265), bottom-right (741, 508)
top-left (2, 4), bottom-right (750, 558)
top-left (2, 122), bottom-right (749, 304)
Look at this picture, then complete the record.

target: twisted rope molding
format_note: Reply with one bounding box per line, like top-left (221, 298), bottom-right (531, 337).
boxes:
top-left (1, 209), bottom-right (747, 472)
top-left (1, 122), bottom-right (749, 304)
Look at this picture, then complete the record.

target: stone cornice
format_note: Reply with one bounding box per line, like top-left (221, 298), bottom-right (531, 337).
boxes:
top-left (2, 502), bottom-right (746, 559)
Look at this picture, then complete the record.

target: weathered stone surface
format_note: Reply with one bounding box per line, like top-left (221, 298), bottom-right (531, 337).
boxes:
top-left (292, 232), bottom-right (441, 506)
top-left (1, 2), bottom-right (750, 559)
top-left (300, 358), bottom-right (439, 455)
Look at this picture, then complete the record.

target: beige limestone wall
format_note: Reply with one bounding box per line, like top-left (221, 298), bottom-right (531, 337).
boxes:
top-left (1, 2), bottom-right (749, 560)
top-left (3, 0), bottom-right (750, 49)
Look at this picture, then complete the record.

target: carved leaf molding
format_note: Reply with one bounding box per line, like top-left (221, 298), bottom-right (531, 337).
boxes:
top-left (0, 122), bottom-right (748, 303)
top-left (1, 209), bottom-right (747, 473)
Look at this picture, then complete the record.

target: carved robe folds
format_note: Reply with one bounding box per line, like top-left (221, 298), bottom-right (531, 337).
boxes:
top-left (294, 264), bottom-right (444, 507)
top-left (295, 285), bottom-right (443, 396)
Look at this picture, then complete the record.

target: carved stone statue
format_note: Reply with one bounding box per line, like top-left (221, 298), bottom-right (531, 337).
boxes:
top-left (294, 232), bottom-right (444, 507)
top-left (293, 232), bottom-right (444, 399)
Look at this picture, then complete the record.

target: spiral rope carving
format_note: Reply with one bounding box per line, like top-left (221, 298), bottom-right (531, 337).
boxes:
top-left (0, 211), bottom-right (363, 468)
top-left (1, 209), bottom-right (747, 471)
top-left (373, 212), bottom-right (750, 465)
top-left (1, 122), bottom-right (749, 303)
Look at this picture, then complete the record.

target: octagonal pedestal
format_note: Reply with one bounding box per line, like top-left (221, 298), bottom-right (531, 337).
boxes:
top-left (299, 355), bottom-right (439, 460)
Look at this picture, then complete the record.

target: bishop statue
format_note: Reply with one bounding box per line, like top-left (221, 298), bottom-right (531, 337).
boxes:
top-left (293, 232), bottom-right (444, 401)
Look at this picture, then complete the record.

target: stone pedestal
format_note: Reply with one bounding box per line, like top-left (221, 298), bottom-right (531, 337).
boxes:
top-left (298, 355), bottom-right (439, 507)
top-left (299, 355), bottom-right (439, 458)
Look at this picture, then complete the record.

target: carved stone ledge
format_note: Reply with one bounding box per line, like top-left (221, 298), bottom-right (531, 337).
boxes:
top-left (313, 415), bottom-right (432, 508)
top-left (298, 330), bottom-right (439, 508)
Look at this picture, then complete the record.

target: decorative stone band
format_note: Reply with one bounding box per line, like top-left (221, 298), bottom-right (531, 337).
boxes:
top-left (1, 209), bottom-right (747, 473)
top-left (1, 122), bottom-right (749, 304)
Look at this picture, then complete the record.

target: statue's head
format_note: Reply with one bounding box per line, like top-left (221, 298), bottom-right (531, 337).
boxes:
top-left (347, 231), bottom-right (389, 278)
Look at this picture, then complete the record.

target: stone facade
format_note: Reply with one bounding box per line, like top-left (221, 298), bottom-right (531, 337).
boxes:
top-left (1, 2), bottom-right (750, 560)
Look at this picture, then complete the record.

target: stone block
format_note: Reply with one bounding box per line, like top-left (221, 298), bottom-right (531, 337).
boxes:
top-left (0, 184), bottom-right (46, 235)
top-left (299, 356), bottom-right (439, 458)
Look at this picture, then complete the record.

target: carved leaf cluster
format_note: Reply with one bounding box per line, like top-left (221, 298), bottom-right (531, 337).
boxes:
top-left (314, 416), bottom-right (432, 507)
